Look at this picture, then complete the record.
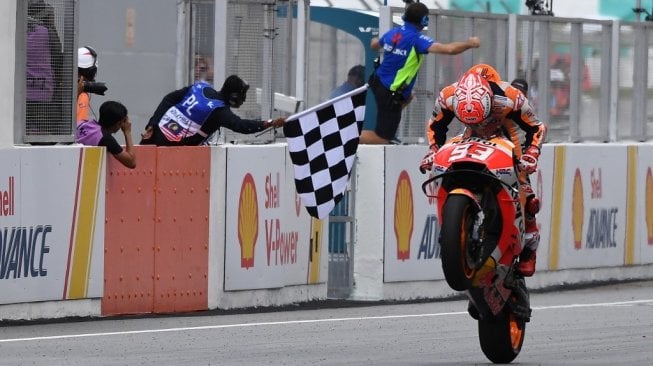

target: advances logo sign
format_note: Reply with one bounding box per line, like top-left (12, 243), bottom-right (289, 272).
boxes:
top-left (573, 167), bottom-right (619, 251)
top-left (238, 174), bottom-right (259, 268)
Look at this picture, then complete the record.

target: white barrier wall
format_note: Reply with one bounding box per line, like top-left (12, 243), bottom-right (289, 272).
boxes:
top-left (0, 147), bottom-right (105, 310)
top-left (209, 145), bottom-right (328, 310)
top-left (637, 145), bottom-right (653, 264)
top-left (383, 146), bottom-right (444, 282)
top-left (1, 142), bottom-right (653, 320)
top-left (533, 146), bottom-right (554, 272)
top-left (352, 143), bottom-right (653, 301)
top-left (550, 145), bottom-right (628, 269)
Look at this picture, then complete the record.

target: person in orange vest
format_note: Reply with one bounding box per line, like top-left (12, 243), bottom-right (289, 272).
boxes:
top-left (77, 46), bottom-right (107, 124)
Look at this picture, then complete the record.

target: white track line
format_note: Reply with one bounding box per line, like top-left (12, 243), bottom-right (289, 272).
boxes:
top-left (1, 299), bottom-right (651, 343)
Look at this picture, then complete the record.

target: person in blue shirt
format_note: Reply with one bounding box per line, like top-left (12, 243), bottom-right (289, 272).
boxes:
top-left (329, 65), bottom-right (366, 99)
top-left (140, 75), bottom-right (285, 146)
top-left (361, 2), bottom-right (480, 144)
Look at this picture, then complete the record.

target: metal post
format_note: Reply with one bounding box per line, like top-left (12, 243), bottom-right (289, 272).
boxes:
top-left (524, 18), bottom-right (535, 96)
top-left (495, 17), bottom-right (508, 77)
top-left (463, 16), bottom-right (474, 70)
top-left (213, 0), bottom-right (228, 88)
top-left (296, 0), bottom-right (307, 104)
top-left (569, 22), bottom-right (581, 141)
top-left (283, 0), bottom-right (294, 95)
top-left (176, 1), bottom-right (190, 89)
top-left (598, 21), bottom-right (613, 141)
top-left (538, 19), bottom-right (551, 137)
top-left (608, 20), bottom-right (620, 142)
top-left (424, 11), bottom-right (438, 140)
top-left (379, 5), bottom-right (392, 36)
top-left (9, 0), bottom-right (21, 146)
top-left (261, 3), bottom-right (275, 120)
top-left (633, 24), bottom-right (647, 140)
top-left (507, 14), bottom-right (518, 81)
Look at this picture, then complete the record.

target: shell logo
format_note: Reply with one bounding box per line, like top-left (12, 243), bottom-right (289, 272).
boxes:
top-left (572, 168), bottom-right (584, 250)
top-left (238, 173), bottom-right (259, 268)
top-left (394, 170), bottom-right (414, 260)
top-left (646, 167), bottom-right (653, 245)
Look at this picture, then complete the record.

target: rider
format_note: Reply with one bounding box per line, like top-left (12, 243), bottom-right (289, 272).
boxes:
top-left (419, 64), bottom-right (546, 277)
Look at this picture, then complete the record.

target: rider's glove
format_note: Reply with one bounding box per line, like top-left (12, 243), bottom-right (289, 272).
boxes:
top-left (519, 146), bottom-right (540, 175)
top-left (419, 144), bottom-right (439, 174)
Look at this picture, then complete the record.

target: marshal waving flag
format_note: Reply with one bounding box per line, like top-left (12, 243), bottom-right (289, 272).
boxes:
top-left (283, 85), bottom-right (368, 219)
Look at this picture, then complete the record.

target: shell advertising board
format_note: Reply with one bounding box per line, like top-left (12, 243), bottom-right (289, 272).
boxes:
top-left (383, 146), bottom-right (445, 282)
top-left (0, 147), bottom-right (105, 304)
top-left (551, 144), bottom-right (628, 269)
top-left (223, 145), bottom-right (325, 290)
top-left (534, 145), bottom-right (555, 273)
top-left (636, 145), bottom-right (653, 264)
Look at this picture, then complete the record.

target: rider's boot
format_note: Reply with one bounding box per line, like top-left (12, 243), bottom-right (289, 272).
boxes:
top-left (518, 194), bottom-right (540, 277)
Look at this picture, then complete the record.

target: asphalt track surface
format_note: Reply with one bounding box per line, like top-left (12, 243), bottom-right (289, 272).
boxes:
top-left (1, 280), bottom-right (652, 366)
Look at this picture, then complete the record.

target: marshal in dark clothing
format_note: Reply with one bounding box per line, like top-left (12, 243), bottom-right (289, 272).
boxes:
top-left (140, 75), bottom-right (284, 146)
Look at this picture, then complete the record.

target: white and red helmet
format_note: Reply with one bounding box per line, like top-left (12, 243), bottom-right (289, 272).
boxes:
top-left (452, 72), bottom-right (494, 126)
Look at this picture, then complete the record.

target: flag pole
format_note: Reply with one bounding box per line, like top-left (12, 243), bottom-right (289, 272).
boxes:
top-left (286, 84), bottom-right (369, 122)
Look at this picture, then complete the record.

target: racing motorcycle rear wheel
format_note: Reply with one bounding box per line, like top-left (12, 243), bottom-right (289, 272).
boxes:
top-left (439, 194), bottom-right (478, 291)
top-left (478, 313), bottom-right (526, 364)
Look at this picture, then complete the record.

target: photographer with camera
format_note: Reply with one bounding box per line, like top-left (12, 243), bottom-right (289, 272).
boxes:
top-left (77, 46), bottom-right (108, 124)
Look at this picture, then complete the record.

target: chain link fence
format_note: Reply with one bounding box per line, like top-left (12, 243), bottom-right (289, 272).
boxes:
top-left (380, 8), bottom-right (653, 144)
top-left (14, 1), bottom-right (653, 145)
top-left (617, 21), bottom-right (653, 140)
top-left (24, 0), bottom-right (76, 144)
top-left (188, 0), bottom-right (216, 86)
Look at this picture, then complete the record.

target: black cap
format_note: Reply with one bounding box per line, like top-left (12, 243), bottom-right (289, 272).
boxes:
top-left (221, 75), bottom-right (249, 108)
top-left (348, 65), bottom-right (365, 86)
top-left (404, 2), bottom-right (429, 26)
top-left (98, 101), bottom-right (127, 128)
top-left (511, 78), bottom-right (529, 94)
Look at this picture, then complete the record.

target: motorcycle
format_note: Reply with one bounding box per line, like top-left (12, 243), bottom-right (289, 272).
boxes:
top-left (421, 136), bottom-right (531, 364)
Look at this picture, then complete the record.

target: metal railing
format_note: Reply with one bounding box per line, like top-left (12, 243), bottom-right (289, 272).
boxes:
top-left (380, 7), bottom-right (653, 143)
top-left (19, 0), bottom-right (77, 144)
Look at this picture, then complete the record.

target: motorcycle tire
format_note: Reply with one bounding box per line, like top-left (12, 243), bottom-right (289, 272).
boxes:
top-left (478, 313), bottom-right (526, 364)
top-left (440, 195), bottom-right (477, 291)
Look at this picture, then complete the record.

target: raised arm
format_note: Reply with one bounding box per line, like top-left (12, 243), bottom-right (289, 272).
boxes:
top-left (427, 36), bottom-right (480, 55)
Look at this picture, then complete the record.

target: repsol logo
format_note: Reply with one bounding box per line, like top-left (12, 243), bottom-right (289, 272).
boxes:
top-left (0, 225), bottom-right (52, 279)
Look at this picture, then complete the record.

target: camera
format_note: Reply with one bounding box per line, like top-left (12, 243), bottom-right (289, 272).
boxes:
top-left (83, 81), bottom-right (108, 96)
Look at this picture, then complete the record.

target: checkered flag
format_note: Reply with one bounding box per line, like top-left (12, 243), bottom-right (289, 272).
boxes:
top-left (283, 85), bottom-right (368, 219)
